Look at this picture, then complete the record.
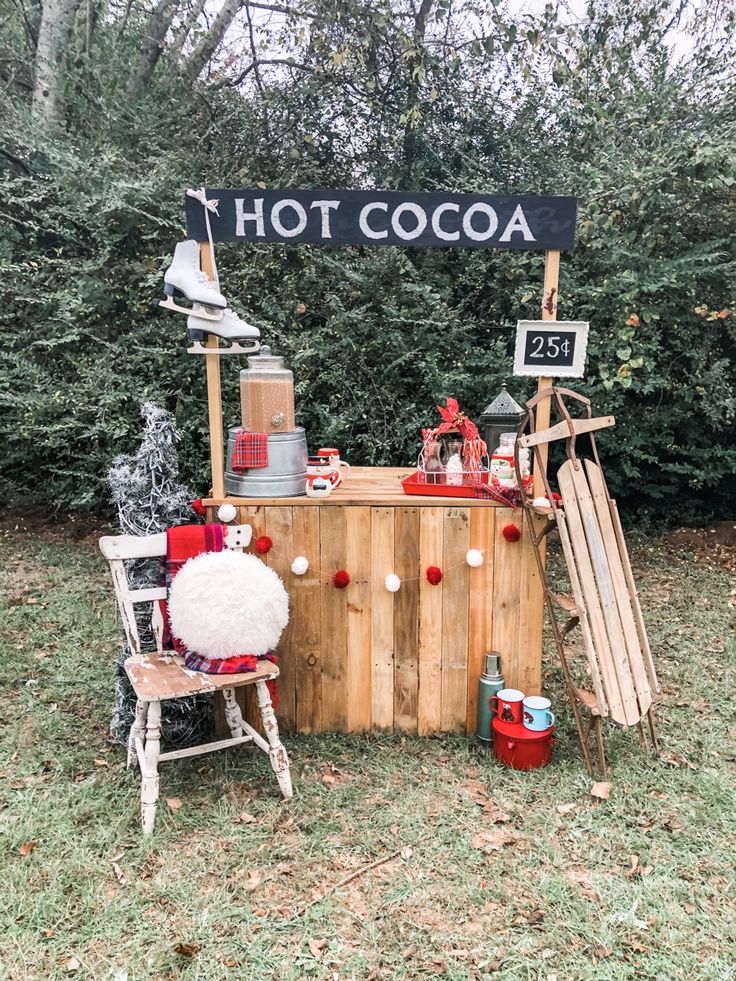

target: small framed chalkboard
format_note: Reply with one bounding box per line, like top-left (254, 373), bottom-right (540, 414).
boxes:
top-left (513, 320), bottom-right (589, 378)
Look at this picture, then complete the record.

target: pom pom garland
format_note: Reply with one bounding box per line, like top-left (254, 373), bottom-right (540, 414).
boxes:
top-left (291, 556), bottom-right (309, 576)
top-left (333, 570), bottom-right (351, 589)
top-left (191, 498), bottom-right (207, 517)
top-left (255, 535), bottom-right (273, 555)
top-left (466, 548), bottom-right (484, 567)
top-left (502, 523), bottom-right (521, 543)
top-left (384, 574), bottom-right (401, 593)
top-left (217, 503), bottom-right (237, 523)
top-left (426, 566), bottom-right (443, 585)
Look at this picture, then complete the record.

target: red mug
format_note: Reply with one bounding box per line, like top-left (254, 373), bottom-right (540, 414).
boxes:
top-left (492, 688), bottom-right (525, 724)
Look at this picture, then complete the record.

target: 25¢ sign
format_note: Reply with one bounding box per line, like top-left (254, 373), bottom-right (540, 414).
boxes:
top-left (513, 320), bottom-right (589, 378)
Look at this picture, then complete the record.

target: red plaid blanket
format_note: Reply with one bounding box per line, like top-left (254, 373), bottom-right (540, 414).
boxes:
top-left (184, 651), bottom-right (278, 675)
top-left (159, 523), bottom-right (224, 652)
top-left (232, 429), bottom-right (269, 471)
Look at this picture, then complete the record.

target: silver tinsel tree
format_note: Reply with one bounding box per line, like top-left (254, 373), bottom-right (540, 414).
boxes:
top-left (107, 402), bottom-right (213, 748)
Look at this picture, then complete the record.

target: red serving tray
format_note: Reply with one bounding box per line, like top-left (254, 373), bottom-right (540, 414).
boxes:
top-left (401, 470), bottom-right (489, 499)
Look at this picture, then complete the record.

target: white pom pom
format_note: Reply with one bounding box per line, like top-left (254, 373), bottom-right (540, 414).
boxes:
top-left (291, 555), bottom-right (309, 576)
top-left (531, 496), bottom-right (549, 509)
top-left (217, 503), bottom-right (237, 523)
top-left (385, 573), bottom-right (401, 593)
top-left (466, 548), bottom-right (484, 567)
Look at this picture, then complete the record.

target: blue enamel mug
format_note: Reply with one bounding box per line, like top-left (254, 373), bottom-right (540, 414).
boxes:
top-left (522, 696), bottom-right (555, 732)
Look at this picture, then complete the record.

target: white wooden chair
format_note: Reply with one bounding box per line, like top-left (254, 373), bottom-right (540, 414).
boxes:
top-left (99, 525), bottom-right (293, 834)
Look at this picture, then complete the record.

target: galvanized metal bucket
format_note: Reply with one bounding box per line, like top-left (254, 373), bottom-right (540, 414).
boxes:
top-left (225, 426), bottom-right (308, 498)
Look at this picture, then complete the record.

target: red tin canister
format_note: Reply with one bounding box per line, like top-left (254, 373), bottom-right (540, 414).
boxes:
top-left (492, 716), bottom-right (554, 770)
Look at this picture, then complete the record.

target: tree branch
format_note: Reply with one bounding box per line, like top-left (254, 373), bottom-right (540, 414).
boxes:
top-left (183, 0), bottom-right (243, 82)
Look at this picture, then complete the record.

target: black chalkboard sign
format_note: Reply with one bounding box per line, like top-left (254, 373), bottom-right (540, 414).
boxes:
top-left (185, 188), bottom-right (577, 251)
top-left (513, 321), bottom-right (589, 378)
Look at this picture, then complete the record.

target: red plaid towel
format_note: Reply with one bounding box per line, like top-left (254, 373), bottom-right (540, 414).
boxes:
top-left (232, 429), bottom-right (268, 471)
top-left (159, 523), bottom-right (224, 652)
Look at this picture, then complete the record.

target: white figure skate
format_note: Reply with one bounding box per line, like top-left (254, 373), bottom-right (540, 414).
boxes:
top-left (186, 305), bottom-right (261, 356)
top-left (160, 240), bottom-right (225, 322)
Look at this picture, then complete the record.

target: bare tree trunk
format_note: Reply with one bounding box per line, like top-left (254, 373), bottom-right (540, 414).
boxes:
top-left (399, 0), bottom-right (434, 188)
top-left (183, 0), bottom-right (242, 82)
top-left (127, 0), bottom-right (181, 96)
top-left (32, 0), bottom-right (83, 125)
top-left (168, 0), bottom-right (208, 63)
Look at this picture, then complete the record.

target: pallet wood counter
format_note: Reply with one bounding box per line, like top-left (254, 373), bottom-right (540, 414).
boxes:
top-left (205, 467), bottom-right (545, 735)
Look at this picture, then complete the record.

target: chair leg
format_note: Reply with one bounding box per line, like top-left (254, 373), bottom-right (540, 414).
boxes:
top-left (647, 708), bottom-right (660, 756)
top-left (255, 680), bottom-right (293, 800)
top-left (141, 701), bottom-right (162, 835)
top-left (593, 716), bottom-right (608, 781)
top-left (222, 687), bottom-right (244, 738)
top-left (128, 699), bottom-right (147, 769)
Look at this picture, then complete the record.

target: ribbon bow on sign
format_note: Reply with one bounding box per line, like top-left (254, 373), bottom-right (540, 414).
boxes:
top-left (436, 397), bottom-right (479, 440)
top-left (186, 187), bottom-right (220, 216)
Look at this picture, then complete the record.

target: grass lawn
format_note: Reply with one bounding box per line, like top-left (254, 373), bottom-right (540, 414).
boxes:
top-left (1, 514), bottom-right (734, 980)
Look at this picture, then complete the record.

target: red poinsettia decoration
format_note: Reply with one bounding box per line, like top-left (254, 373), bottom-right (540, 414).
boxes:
top-left (191, 498), bottom-right (207, 517)
top-left (436, 397), bottom-right (479, 441)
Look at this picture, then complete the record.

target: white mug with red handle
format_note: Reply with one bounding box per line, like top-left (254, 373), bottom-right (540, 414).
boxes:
top-left (317, 447), bottom-right (350, 486)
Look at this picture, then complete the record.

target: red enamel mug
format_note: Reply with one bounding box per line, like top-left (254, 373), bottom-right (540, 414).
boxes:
top-left (492, 688), bottom-right (525, 724)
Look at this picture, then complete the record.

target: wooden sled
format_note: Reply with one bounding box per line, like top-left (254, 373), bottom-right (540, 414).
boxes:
top-left (515, 387), bottom-right (659, 778)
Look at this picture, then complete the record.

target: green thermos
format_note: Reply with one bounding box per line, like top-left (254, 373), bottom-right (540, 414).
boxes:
top-left (477, 652), bottom-right (505, 745)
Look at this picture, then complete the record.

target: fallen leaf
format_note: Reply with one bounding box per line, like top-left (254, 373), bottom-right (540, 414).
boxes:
top-left (540, 948), bottom-right (556, 959)
top-left (223, 958), bottom-right (237, 968)
top-left (555, 803), bottom-right (576, 816)
top-left (238, 812), bottom-right (257, 824)
top-left (664, 818), bottom-right (684, 834)
top-left (94, 758), bottom-right (109, 767)
top-left (41, 928), bottom-right (54, 938)
top-left (242, 871), bottom-right (261, 893)
top-left (308, 938), bottom-right (328, 959)
top-left (590, 782), bottom-right (611, 800)
top-left (321, 774), bottom-right (335, 787)
top-left (400, 846), bottom-right (413, 861)
top-left (174, 942), bottom-right (200, 958)
top-left (65, 958), bottom-right (81, 973)
top-left (166, 798), bottom-right (182, 811)
top-left (526, 909), bottom-right (545, 925)
top-left (19, 840), bottom-right (37, 856)
top-left (484, 804), bottom-right (512, 823)
top-left (624, 855), bottom-right (639, 878)
top-left (660, 753), bottom-right (697, 771)
top-left (389, 824), bottom-right (399, 835)
top-left (471, 829), bottom-right (524, 852)
top-left (462, 780), bottom-right (490, 806)
top-left (111, 861), bottom-right (126, 884)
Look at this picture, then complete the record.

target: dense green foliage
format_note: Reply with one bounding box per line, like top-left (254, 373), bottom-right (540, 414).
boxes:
top-left (1, 0), bottom-right (734, 523)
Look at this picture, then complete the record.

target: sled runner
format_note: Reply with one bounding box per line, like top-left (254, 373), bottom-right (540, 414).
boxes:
top-left (516, 387), bottom-right (660, 778)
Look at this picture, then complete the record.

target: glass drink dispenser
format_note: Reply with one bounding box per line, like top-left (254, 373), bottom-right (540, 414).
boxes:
top-left (240, 345), bottom-right (296, 434)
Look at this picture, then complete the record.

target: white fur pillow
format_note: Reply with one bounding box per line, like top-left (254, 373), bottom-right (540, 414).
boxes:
top-left (168, 550), bottom-right (289, 659)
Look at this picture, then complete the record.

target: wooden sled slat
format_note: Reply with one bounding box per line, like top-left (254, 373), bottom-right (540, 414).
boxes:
top-left (567, 463), bottom-right (649, 725)
top-left (519, 415), bottom-right (615, 449)
top-left (558, 462), bottom-right (637, 726)
top-left (584, 460), bottom-right (656, 710)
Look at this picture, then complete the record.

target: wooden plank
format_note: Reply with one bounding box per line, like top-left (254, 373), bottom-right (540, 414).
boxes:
top-left (417, 507), bottom-right (444, 735)
top-left (292, 507), bottom-right (322, 733)
top-left (346, 507), bottom-right (372, 731)
top-left (568, 464), bottom-right (645, 724)
top-left (491, 508), bottom-right (523, 690)
top-left (519, 415), bottom-right (615, 448)
top-left (199, 243), bottom-right (225, 500)
top-left (320, 506), bottom-right (349, 731)
top-left (516, 512), bottom-right (545, 696)
top-left (584, 461), bottom-right (657, 704)
top-left (557, 463), bottom-right (634, 725)
top-left (370, 507), bottom-right (395, 731)
top-left (393, 507), bottom-right (420, 732)
top-left (441, 508), bottom-right (470, 732)
top-left (467, 507), bottom-right (495, 733)
top-left (265, 507), bottom-right (296, 732)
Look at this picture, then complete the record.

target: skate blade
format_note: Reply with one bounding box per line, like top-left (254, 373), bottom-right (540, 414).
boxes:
top-left (159, 296), bottom-right (225, 321)
top-left (186, 339), bottom-right (261, 356)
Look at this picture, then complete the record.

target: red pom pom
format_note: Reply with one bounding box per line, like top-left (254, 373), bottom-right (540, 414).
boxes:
top-left (426, 566), bottom-right (443, 585)
top-left (502, 523), bottom-right (521, 542)
top-left (547, 492), bottom-right (562, 505)
top-left (191, 498), bottom-right (207, 516)
top-left (255, 535), bottom-right (273, 554)
top-left (333, 570), bottom-right (350, 589)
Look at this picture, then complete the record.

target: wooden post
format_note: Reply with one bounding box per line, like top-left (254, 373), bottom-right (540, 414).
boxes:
top-left (199, 242), bottom-right (226, 500)
top-left (533, 249), bottom-right (560, 497)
